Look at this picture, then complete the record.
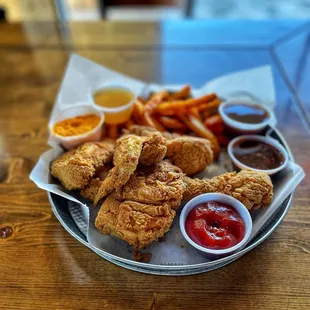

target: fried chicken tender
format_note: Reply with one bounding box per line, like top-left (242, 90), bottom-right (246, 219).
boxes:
top-left (82, 159), bottom-right (184, 211)
top-left (139, 132), bottom-right (167, 166)
top-left (115, 161), bottom-right (185, 209)
top-left (50, 140), bottom-right (115, 190)
top-left (80, 164), bottom-right (113, 201)
top-left (183, 169), bottom-right (273, 210)
top-left (94, 161), bottom-right (184, 249)
top-left (95, 195), bottom-right (175, 250)
top-left (80, 178), bottom-right (103, 201)
top-left (93, 133), bottom-right (168, 205)
top-left (126, 125), bottom-right (214, 176)
top-left (93, 135), bottom-right (144, 205)
top-left (165, 137), bottom-right (213, 176)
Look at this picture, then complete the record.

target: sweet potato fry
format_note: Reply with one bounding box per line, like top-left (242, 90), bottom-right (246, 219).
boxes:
top-left (145, 90), bottom-right (169, 114)
top-left (101, 124), bottom-right (108, 138)
top-left (153, 108), bottom-right (186, 116)
top-left (217, 135), bottom-right (230, 146)
top-left (142, 90), bottom-right (169, 131)
top-left (151, 90), bottom-right (170, 100)
top-left (179, 114), bottom-right (220, 160)
top-left (107, 124), bottom-right (118, 139)
top-left (168, 85), bottom-right (191, 100)
top-left (155, 93), bottom-right (217, 114)
top-left (137, 96), bottom-right (146, 105)
top-left (152, 116), bottom-right (166, 131)
top-left (124, 118), bottom-right (135, 129)
top-left (132, 99), bottom-right (145, 124)
top-left (158, 116), bottom-right (187, 130)
top-left (204, 114), bottom-right (224, 136)
top-left (144, 113), bottom-right (165, 131)
top-left (197, 98), bottom-right (222, 112)
top-left (189, 107), bottom-right (201, 119)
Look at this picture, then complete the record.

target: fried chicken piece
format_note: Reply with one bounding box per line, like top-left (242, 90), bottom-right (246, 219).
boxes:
top-left (93, 133), bottom-right (168, 205)
top-left (93, 135), bottom-right (143, 205)
top-left (82, 159), bottom-right (183, 209)
top-left (80, 164), bottom-right (113, 201)
top-left (126, 125), bottom-right (214, 175)
top-left (165, 137), bottom-right (213, 176)
top-left (95, 161), bottom-right (184, 249)
top-left (80, 178), bottom-right (103, 202)
top-left (126, 125), bottom-right (158, 137)
top-left (50, 140), bottom-right (115, 190)
top-left (95, 194), bottom-right (175, 250)
top-left (183, 169), bottom-right (273, 210)
top-left (139, 133), bottom-right (167, 166)
top-left (115, 161), bottom-right (185, 209)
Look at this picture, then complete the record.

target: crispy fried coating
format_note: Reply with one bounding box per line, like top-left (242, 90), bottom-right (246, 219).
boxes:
top-left (93, 133), bottom-right (168, 205)
top-left (165, 137), bottom-right (213, 176)
top-left (93, 135), bottom-right (144, 205)
top-left (94, 161), bottom-right (184, 249)
top-left (183, 169), bottom-right (273, 210)
top-left (81, 133), bottom-right (167, 205)
top-left (95, 194), bottom-right (175, 250)
top-left (126, 125), bottom-right (214, 175)
top-left (125, 125), bottom-right (158, 137)
top-left (80, 178), bottom-right (103, 202)
top-left (50, 140), bottom-right (115, 190)
top-left (115, 161), bottom-right (185, 210)
top-left (80, 164), bottom-right (113, 201)
top-left (139, 133), bottom-right (167, 166)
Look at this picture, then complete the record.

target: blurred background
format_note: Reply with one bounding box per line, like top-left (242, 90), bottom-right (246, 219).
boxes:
top-left (1, 0), bottom-right (310, 22)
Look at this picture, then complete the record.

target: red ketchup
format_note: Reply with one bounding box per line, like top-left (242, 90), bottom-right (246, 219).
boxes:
top-left (185, 201), bottom-right (246, 250)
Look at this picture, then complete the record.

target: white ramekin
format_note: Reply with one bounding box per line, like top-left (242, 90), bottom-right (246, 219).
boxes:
top-left (90, 82), bottom-right (137, 124)
top-left (228, 135), bottom-right (289, 175)
top-left (48, 103), bottom-right (104, 149)
top-left (180, 193), bottom-right (253, 259)
top-left (219, 98), bottom-right (276, 134)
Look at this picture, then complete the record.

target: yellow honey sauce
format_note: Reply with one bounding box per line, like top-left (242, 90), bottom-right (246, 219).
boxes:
top-left (93, 87), bottom-right (134, 124)
top-left (53, 114), bottom-right (101, 137)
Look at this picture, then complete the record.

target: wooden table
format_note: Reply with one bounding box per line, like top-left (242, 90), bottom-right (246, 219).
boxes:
top-left (1, 20), bottom-right (309, 309)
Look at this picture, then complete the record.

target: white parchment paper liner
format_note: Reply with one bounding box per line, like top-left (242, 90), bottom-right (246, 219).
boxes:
top-left (30, 54), bottom-right (305, 265)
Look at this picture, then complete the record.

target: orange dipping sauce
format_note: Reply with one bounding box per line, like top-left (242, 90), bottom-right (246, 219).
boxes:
top-left (93, 87), bottom-right (134, 124)
top-left (53, 114), bottom-right (101, 137)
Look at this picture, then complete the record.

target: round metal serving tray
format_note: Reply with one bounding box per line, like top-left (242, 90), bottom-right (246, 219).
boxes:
top-left (48, 128), bottom-right (294, 276)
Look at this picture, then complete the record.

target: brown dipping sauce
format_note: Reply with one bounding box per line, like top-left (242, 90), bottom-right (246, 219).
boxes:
top-left (224, 104), bottom-right (269, 124)
top-left (233, 140), bottom-right (284, 170)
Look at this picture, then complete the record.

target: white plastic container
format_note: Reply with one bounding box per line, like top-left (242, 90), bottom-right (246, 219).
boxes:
top-left (91, 82), bottom-right (136, 124)
top-left (48, 103), bottom-right (104, 149)
top-left (219, 98), bottom-right (276, 134)
top-left (179, 193), bottom-right (253, 259)
top-left (228, 135), bottom-right (289, 175)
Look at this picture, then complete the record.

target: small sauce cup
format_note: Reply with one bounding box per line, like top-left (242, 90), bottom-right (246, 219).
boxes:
top-left (180, 193), bottom-right (253, 259)
top-left (91, 83), bottom-right (136, 125)
top-left (228, 135), bottom-right (289, 175)
top-left (49, 104), bottom-right (104, 149)
top-left (219, 98), bottom-right (276, 134)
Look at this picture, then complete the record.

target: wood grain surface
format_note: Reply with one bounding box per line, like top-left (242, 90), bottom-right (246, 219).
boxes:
top-left (0, 21), bottom-right (309, 310)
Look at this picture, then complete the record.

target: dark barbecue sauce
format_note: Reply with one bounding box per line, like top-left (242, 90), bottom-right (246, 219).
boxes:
top-left (224, 104), bottom-right (269, 124)
top-left (233, 140), bottom-right (284, 170)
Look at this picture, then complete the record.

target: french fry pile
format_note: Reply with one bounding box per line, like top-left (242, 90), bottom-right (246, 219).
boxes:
top-left (105, 85), bottom-right (228, 159)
